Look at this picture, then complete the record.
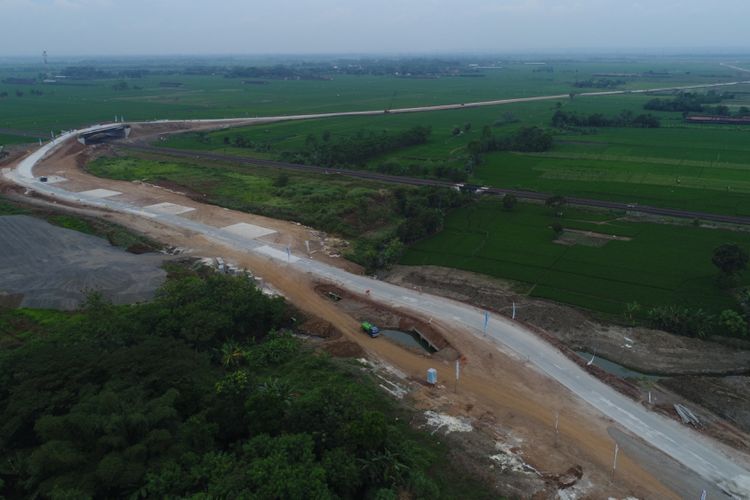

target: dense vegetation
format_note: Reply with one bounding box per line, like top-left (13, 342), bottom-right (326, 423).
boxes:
top-left (0, 273), bottom-right (490, 499)
top-left (279, 126), bottom-right (432, 167)
top-left (466, 126), bottom-right (553, 166)
top-left (551, 110), bottom-right (660, 128)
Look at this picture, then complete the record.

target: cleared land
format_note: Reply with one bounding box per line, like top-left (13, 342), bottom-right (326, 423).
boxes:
top-left (0, 215), bottom-right (167, 309)
top-left (400, 200), bottom-right (750, 315)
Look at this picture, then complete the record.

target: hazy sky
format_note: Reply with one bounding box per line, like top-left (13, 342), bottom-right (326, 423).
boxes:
top-left (1, 0), bottom-right (749, 56)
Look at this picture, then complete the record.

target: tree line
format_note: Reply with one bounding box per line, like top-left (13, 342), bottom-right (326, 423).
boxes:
top-left (644, 91), bottom-right (734, 113)
top-left (552, 109), bottom-right (660, 128)
top-left (0, 272), bottom-right (483, 499)
top-left (281, 126), bottom-right (432, 167)
top-left (573, 78), bottom-right (625, 89)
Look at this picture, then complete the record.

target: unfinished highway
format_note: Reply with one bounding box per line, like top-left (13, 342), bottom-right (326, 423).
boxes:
top-left (6, 111), bottom-right (750, 497)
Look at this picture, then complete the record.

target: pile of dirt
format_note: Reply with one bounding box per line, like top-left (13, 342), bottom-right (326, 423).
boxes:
top-left (321, 340), bottom-right (365, 358)
top-left (298, 318), bottom-right (342, 340)
top-left (314, 283), bottom-right (455, 358)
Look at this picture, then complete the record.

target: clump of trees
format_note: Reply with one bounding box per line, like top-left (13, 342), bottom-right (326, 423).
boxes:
top-left (712, 243), bottom-right (749, 287)
top-left (467, 126), bottom-right (553, 165)
top-left (545, 195), bottom-right (567, 217)
top-left (552, 110), bottom-right (660, 128)
top-left (0, 273), bottom-right (472, 498)
top-left (502, 193), bottom-right (517, 211)
top-left (282, 126), bottom-right (431, 167)
top-left (349, 187), bottom-right (471, 272)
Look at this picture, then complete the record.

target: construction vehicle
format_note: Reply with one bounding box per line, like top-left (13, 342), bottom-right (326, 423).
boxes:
top-left (361, 322), bottom-right (380, 338)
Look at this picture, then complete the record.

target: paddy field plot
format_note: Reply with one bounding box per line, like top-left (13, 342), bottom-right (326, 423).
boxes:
top-left (400, 200), bottom-right (750, 315)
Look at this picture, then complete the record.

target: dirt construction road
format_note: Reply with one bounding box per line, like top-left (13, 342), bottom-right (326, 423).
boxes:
top-left (6, 87), bottom-right (750, 497)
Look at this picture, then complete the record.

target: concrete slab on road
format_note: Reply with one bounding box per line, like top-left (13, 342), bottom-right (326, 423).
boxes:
top-left (144, 202), bottom-right (195, 215)
top-left (78, 188), bottom-right (121, 198)
top-left (222, 222), bottom-right (276, 239)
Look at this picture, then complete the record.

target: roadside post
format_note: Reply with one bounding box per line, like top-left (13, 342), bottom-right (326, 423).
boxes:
top-left (554, 410), bottom-right (560, 447)
top-left (612, 443), bottom-right (619, 481)
top-left (454, 359), bottom-right (460, 393)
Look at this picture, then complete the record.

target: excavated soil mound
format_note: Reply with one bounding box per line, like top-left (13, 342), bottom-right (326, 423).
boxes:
top-left (314, 283), bottom-right (454, 356)
top-left (299, 318), bottom-right (343, 340)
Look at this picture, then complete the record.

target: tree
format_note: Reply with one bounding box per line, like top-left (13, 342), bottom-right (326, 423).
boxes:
top-left (451, 127), bottom-right (461, 136)
top-left (551, 222), bottom-right (564, 240)
top-left (719, 310), bottom-right (747, 337)
top-left (502, 193), bottom-right (517, 211)
top-left (273, 172), bottom-right (290, 188)
top-left (545, 195), bottom-right (567, 217)
top-left (624, 302), bottom-right (641, 326)
top-left (463, 122), bottom-right (472, 132)
top-left (712, 243), bottom-right (748, 284)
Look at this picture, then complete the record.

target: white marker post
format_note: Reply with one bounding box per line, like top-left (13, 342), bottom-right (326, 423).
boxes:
top-left (554, 410), bottom-right (560, 447)
top-left (512, 301), bottom-right (517, 320)
top-left (612, 443), bottom-right (619, 481)
top-left (286, 245), bottom-right (291, 263)
top-left (483, 311), bottom-right (489, 335)
top-left (455, 359), bottom-right (460, 393)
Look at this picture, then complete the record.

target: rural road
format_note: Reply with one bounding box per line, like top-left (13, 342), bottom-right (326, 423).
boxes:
top-left (6, 78), bottom-right (750, 497)
top-left (128, 144), bottom-right (750, 226)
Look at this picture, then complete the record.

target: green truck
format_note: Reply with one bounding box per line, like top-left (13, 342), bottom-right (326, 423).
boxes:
top-left (361, 322), bottom-right (380, 338)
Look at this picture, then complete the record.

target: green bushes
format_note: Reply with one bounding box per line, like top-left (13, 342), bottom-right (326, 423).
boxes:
top-left (0, 274), bottom-right (487, 498)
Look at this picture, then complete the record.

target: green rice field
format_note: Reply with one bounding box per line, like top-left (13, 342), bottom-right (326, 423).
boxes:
top-left (401, 200), bottom-right (750, 315)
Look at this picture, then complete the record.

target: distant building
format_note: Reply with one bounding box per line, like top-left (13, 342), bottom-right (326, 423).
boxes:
top-left (685, 115), bottom-right (750, 125)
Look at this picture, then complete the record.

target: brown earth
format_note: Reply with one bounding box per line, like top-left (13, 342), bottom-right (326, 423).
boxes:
top-left (660, 376), bottom-right (750, 436)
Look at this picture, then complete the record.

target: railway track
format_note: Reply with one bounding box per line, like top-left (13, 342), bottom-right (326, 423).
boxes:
top-left (125, 143), bottom-right (750, 226)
